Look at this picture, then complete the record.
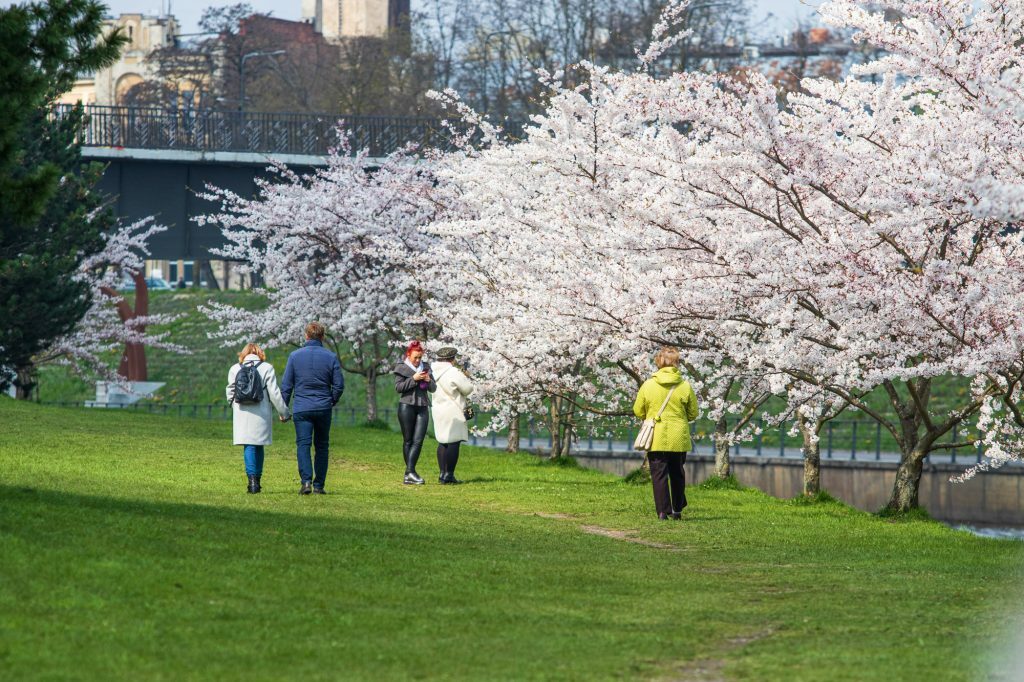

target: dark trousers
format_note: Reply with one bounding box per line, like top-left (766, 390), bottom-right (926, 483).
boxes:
top-left (294, 409), bottom-right (332, 487)
top-left (649, 452), bottom-right (687, 516)
top-left (437, 441), bottom-right (461, 477)
top-left (397, 403), bottom-right (429, 473)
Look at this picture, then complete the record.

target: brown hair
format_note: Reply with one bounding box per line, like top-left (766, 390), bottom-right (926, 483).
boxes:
top-left (654, 346), bottom-right (680, 369)
top-left (305, 321), bottom-right (326, 341)
top-left (238, 342), bottom-right (266, 363)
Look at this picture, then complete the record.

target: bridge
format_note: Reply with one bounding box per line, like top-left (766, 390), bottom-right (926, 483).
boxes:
top-left (65, 105), bottom-right (464, 260)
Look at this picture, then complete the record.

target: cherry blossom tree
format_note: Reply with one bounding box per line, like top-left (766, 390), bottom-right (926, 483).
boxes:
top-left (616, 0), bottom-right (1024, 509)
top-left (425, 69), bottom-right (780, 463)
top-left (427, 0), bottom-right (1024, 511)
top-left (188, 0), bottom-right (1024, 513)
top-left (814, 0), bottom-right (1024, 489)
top-left (198, 143), bottom-right (439, 421)
top-left (31, 218), bottom-right (183, 384)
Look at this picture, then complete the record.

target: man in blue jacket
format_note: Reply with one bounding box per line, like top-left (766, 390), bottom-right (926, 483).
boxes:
top-left (281, 321), bottom-right (344, 494)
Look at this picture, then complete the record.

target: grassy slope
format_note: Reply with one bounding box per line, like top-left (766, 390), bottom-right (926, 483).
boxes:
top-left (36, 290), bottom-right (977, 455)
top-left (0, 399), bottom-right (1021, 680)
top-left (37, 290), bottom-right (383, 410)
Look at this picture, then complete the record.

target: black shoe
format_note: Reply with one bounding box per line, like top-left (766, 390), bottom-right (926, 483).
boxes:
top-left (299, 481), bottom-right (312, 495)
top-left (247, 475), bottom-right (260, 494)
top-left (312, 486), bottom-right (326, 495)
top-left (670, 512), bottom-right (682, 520)
top-left (403, 472), bottom-right (424, 485)
top-left (658, 512), bottom-right (669, 520)
top-left (441, 473), bottom-right (462, 485)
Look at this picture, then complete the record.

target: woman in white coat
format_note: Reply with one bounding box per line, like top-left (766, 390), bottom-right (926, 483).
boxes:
top-left (430, 346), bottom-right (474, 484)
top-left (226, 342), bottom-right (290, 493)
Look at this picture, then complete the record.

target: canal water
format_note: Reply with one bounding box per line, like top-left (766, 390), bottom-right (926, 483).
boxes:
top-left (951, 524), bottom-right (1024, 540)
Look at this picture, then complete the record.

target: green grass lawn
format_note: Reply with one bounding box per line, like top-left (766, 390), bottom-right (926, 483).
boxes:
top-left (1, 398), bottom-right (1022, 680)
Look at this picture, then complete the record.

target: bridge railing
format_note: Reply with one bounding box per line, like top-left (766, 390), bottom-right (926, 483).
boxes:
top-left (53, 104), bottom-right (479, 157)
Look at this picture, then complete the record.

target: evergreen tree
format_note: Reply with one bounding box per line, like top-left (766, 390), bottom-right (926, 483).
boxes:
top-left (0, 1), bottom-right (126, 398)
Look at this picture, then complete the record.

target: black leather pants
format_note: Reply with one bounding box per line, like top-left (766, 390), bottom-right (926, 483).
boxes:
top-left (397, 403), bottom-right (429, 473)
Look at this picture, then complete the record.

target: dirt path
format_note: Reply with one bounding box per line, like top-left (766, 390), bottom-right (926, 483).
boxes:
top-left (529, 512), bottom-right (680, 550)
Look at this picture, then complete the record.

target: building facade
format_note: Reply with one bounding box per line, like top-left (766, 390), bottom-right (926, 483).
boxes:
top-left (302, 0), bottom-right (410, 40)
top-left (56, 13), bottom-right (179, 106)
top-left (59, 2), bottom-right (409, 108)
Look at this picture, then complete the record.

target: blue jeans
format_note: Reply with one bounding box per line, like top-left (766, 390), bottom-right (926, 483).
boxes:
top-left (294, 409), bottom-right (332, 487)
top-left (243, 445), bottom-right (265, 476)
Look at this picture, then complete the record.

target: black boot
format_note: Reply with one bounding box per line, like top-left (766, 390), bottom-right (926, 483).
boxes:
top-left (247, 475), bottom-right (260, 494)
top-left (437, 444), bottom-right (447, 483)
top-left (405, 450), bottom-right (424, 484)
top-left (440, 444), bottom-right (461, 484)
top-left (402, 445), bottom-right (415, 484)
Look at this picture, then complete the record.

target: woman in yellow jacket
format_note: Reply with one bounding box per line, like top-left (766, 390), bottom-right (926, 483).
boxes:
top-left (633, 346), bottom-right (700, 520)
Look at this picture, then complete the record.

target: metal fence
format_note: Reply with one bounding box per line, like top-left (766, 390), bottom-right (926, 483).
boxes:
top-left (53, 104), bottom-right (495, 157)
top-left (41, 401), bottom-right (995, 465)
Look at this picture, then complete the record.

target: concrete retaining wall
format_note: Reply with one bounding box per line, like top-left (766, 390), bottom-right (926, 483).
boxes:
top-left (568, 451), bottom-right (1024, 525)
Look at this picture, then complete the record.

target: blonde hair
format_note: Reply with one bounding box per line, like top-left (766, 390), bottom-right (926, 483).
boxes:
top-left (654, 346), bottom-right (680, 369)
top-left (237, 342), bottom-right (266, 363)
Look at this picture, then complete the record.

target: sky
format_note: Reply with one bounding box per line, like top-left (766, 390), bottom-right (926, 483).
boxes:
top-left (79, 0), bottom-right (820, 40)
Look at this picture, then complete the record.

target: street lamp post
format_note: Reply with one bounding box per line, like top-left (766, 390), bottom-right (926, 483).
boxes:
top-left (238, 49), bottom-right (286, 113)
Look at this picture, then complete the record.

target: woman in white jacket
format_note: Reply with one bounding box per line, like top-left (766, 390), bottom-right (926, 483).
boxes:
top-left (430, 346), bottom-right (474, 484)
top-left (226, 342), bottom-right (290, 493)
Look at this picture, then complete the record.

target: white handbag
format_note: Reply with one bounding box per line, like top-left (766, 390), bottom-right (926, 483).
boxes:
top-left (633, 386), bottom-right (676, 451)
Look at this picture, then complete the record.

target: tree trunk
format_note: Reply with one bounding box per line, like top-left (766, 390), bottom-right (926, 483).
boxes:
top-left (798, 416), bottom-right (821, 496)
top-left (549, 397), bottom-right (562, 459)
top-left (886, 451), bottom-right (925, 512)
top-left (506, 412), bottom-right (520, 453)
top-left (713, 416), bottom-right (731, 478)
top-left (562, 422), bottom-right (573, 457)
top-left (195, 260), bottom-right (220, 290)
top-left (365, 368), bottom-right (378, 422)
top-left (13, 364), bottom-right (36, 400)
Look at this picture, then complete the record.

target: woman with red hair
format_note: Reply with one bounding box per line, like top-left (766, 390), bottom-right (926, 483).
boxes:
top-left (393, 340), bottom-right (436, 484)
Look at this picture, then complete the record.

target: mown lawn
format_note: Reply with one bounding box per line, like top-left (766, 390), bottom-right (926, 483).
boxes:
top-left (1, 399), bottom-right (1021, 680)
